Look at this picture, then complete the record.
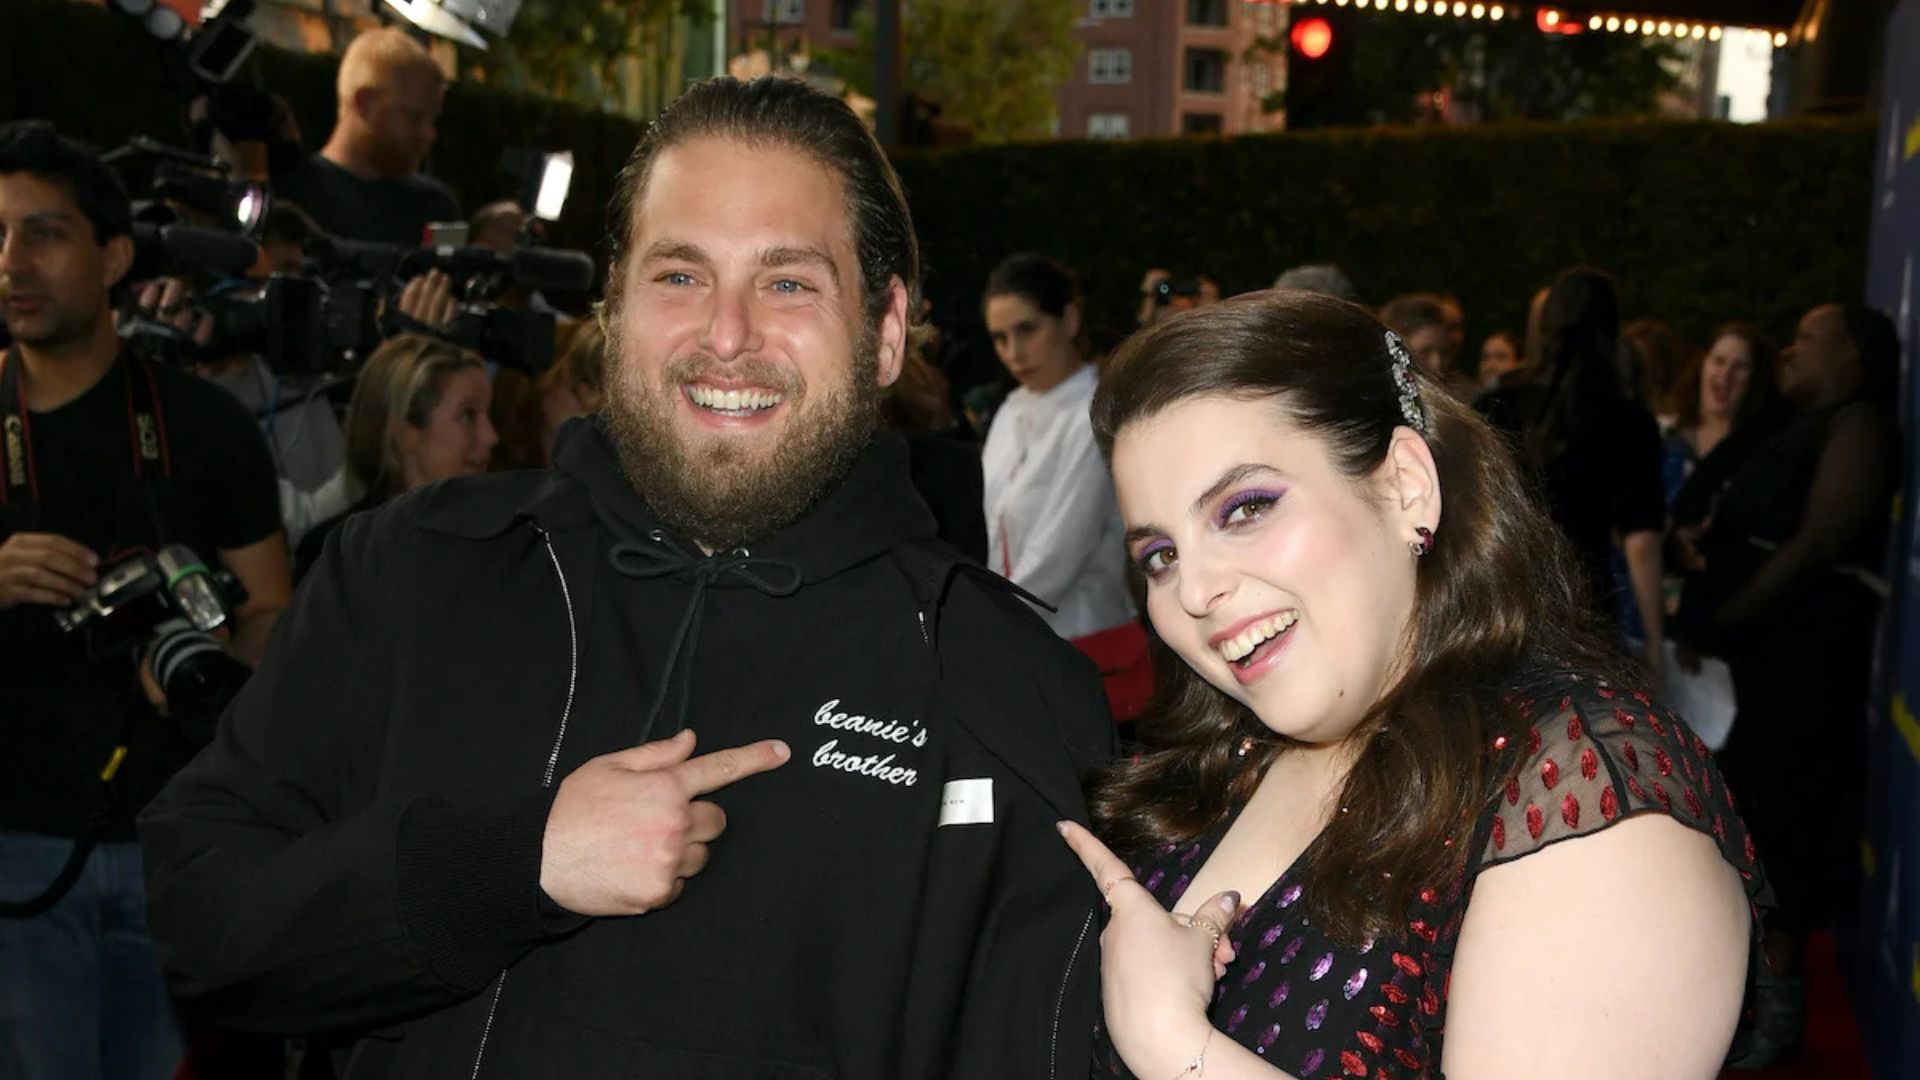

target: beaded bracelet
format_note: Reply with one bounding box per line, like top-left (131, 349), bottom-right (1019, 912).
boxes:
top-left (1168, 1029), bottom-right (1213, 1079)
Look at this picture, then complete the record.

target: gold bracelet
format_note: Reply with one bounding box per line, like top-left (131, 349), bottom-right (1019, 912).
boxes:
top-left (1168, 1028), bottom-right (1213, 1080)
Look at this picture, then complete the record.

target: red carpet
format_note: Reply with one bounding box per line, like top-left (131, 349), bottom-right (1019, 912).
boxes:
top-left (1721, 932), bottom-right (1872, 1080)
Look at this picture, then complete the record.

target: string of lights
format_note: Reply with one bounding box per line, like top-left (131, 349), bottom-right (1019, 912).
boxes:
top-left (1260, 0), bottom-right (1793, 50)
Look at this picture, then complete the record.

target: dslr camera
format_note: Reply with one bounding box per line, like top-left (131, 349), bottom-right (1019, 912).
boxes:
top-left (57, 545), bottom-right (253, 724)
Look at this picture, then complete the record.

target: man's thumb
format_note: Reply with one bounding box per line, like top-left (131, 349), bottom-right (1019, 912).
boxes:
top-left (607, 728), bottom-right (697, 771)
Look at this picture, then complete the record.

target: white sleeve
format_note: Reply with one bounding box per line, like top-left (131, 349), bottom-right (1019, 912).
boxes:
top-left (999, 413), bottom-right (1120, 612)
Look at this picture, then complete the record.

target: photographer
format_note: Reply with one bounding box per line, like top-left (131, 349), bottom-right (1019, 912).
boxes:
top-left (0, 121), bottom-right (288, 1080)
top-left (275, 27), bottom-right (459, 248)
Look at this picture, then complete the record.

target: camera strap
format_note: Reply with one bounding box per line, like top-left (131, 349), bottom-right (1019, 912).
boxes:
top-left (0, 344), bottom-right (174, 531)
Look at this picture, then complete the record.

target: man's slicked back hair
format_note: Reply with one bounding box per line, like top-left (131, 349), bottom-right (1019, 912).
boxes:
top-left (0, 121), bottom-right (132, 245)
top-left (605, 76), bottom-right (920, 326)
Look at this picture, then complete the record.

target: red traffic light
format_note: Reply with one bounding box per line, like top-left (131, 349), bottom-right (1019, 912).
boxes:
top-left (1290, 15), bottom-right (1334, 59)
top-left (1535, 7), bottom-right (1584, 34)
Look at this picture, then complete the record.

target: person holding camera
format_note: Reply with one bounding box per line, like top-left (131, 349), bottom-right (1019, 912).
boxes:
top-left (0, 121), bottom-right (289, 1080)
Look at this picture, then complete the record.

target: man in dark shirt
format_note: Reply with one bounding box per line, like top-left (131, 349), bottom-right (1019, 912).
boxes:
top-left (0, 121), bottom-right (289, 1080)
top-left (274, 26), bottom-right (459, 248)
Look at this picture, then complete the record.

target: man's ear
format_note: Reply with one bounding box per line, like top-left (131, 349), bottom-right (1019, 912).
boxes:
top-left (101, 234), bottom-right (134, 293)
top-left (351, 85), bottom-right (382, 122)
top-left (875, 275), bottom-right (911, 388)
top-left (1378, 425), bottom-right (1441, 534)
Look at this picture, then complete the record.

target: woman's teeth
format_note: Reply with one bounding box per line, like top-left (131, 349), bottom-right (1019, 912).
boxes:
top-left (1217, 612), bottom-right (1298, 663)
top-left (689, 385), bottom-right (783, 413)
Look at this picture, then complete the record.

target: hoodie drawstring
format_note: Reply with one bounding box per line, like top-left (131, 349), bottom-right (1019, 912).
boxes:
top-left (608, 528), bottom-right (802, 742)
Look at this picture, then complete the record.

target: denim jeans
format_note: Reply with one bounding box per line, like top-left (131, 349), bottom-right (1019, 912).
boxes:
top-left (0, 832), bottom-right (182, 1080)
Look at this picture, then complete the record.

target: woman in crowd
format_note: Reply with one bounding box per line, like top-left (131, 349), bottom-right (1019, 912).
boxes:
top-left (1671, 304), bottom-right (1900, 1066)
top-left (1622, 318), bottom-right (1694, 424)
top-left (1059, 290), bottom-right (1765, 1079)
top-left (1474, 329), bottom-right (1522, 391)
top-left (1660, 322), bottom-right (1779, 503)
top-left (291, 334), bottom-right (497, 581)
top-left (1378, 293), bottom-right (1467, 395)
top-left (980, 253), bottom-right (1147, 719)
top-left (1477, 267), bottom-right (1665, 670)
top-left (537, 316), bottom-right (609, 462)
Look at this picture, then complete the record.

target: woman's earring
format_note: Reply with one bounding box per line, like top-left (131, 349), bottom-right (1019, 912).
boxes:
top-left (1409, 526), bottom-right (1435, 558)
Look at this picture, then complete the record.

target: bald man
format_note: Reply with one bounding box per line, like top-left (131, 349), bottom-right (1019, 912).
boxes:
top-left (275, 27), bottom-right (460, 247)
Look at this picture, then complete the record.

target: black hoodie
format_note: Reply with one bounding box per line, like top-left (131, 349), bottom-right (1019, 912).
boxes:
top-left (141, 420), bottom-right (1114, 1079)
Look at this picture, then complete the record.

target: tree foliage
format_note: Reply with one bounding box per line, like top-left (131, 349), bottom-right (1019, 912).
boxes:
top-left (456, 0), bottom-right (713, 117)
top-left (816, 0), bottom-right (1080, 143)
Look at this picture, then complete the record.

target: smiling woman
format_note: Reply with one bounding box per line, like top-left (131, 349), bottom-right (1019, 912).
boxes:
top-left (1068, 291), bottom-right (1769, 1080)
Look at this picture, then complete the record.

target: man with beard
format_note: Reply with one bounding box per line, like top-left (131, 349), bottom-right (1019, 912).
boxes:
top-left (139, 77), bottom-right (1114, 1079)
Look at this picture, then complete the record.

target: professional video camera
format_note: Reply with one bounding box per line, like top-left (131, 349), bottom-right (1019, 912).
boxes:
top-left (105, 0), bottom-right (261, 86)
top-left (103, 135), bottom-right (595, 377)
top-left (57, 545), bottom-right (253, 725)
top-left (391, 240), bottom-right (595, 374)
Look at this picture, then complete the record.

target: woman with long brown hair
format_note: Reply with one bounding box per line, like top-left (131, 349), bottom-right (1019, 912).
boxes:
top-left (1057, 291), bottom-right (1768, 1079)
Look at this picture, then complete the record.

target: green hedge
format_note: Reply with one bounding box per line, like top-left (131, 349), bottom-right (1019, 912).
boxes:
top-left (895, 118), bottom-right (1875, 352)
top-left (4, 0), bottom-right (1874, 352)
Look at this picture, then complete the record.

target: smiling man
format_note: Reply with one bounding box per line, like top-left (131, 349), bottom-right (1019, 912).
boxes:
top-left (139, 77), bottom-right (1113, 1079)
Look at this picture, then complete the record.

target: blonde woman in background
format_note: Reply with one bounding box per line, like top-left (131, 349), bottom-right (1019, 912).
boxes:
top-left (291, 334), bottom-right (497, 581)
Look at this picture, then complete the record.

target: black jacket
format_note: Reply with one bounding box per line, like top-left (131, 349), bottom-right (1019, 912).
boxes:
top-left (140, 422), bottom-right (1113, 1079)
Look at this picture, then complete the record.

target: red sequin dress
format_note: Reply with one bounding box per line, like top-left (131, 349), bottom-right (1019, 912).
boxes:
top-left (1091, 669), bottom-right (1771, 1079)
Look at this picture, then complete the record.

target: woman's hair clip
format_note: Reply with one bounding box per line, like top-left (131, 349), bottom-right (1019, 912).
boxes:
top-left (1385, 330), bottom-right (1428, 434)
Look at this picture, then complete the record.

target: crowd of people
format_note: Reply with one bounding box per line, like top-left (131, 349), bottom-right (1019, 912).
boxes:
top-left (0, 22), bottom-right (1905, 1080)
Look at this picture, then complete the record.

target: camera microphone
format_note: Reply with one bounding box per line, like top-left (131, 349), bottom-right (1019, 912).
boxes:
top-left (507, 246), bottom-right (595, 293)
top-left (156, 224), bottom-right (260, 276)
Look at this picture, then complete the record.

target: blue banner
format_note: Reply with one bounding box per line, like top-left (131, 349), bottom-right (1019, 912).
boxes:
top-left (1857, 1), bottom-right (1920, 1074)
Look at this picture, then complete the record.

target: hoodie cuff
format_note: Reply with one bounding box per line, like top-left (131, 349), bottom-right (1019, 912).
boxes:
top-left (393, 790), bottom-right (586, 991)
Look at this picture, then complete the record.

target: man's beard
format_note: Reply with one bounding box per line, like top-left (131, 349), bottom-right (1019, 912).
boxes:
top-left (603, 328), bottom-right (881, 552)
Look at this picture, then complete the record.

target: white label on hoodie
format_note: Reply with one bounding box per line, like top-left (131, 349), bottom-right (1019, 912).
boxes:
top-left (938, 778), bottom-right (994, 826)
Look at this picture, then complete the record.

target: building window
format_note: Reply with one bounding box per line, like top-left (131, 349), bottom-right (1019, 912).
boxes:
top-left (1090, 0), bottom-right (1134, 17)
top-left (830, 0), bottom-right (858, 32)
top-left (765, 0), bottom-right (805, 26)
top-left (1186, 0), bottom-right (1228, 27)
top-left (1089, 47), bottom-right (1133, 85)
top-left (1087, 112), bottom-right (1132, 139)
top-left (1184, 47), bottom-right (1227, 94)
top-left (1182, 112), bottom-right (1224, 134)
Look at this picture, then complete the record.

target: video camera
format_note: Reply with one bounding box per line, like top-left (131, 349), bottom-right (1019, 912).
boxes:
top-left (56, 545), bottom-right (253, 725)
top-left (105, 137), bottom-right (594, 378)
top-left (393, 241), bottom-right (595, 374)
